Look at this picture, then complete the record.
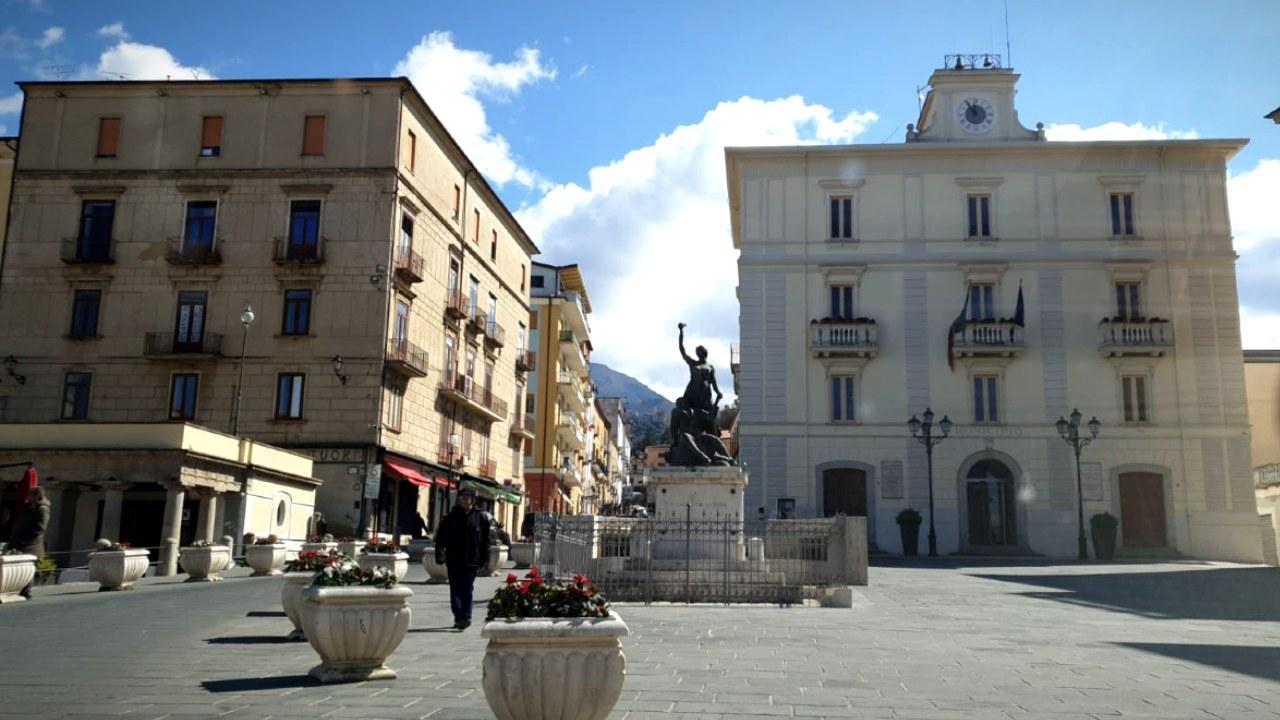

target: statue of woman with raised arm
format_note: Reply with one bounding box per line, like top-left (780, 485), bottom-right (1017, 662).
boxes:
top-left (678, 322), bottom-right (723, 422)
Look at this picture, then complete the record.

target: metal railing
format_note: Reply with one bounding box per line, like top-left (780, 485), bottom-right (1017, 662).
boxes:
top-left (165, 237), bottom-right (221, 265)
top-left (272, 235), bottom-right (324, 263)
top-left (439, 372), bottom-right (509, 418)
top-left (438, 445), bottom-right (464, 468)
top-left (60, 237), bottom-right (114, 264)
top-left (467, 309), bottom-right (488, 333)
top-left (385, 337), bottom-right (429, 376)
top-left (1098, 318), bottom-right (1173, 348)
top-left (516, 349), bottom-right (535, 372)
top-left (953, 320), bottom-right (1024, 349)
top-left (485, 319), bottom-right (506, 347)
top-left (143, 332), bottom-right (224, 356)
top-left (444, 290), bottom-right (468, 320)
top-left (394, 246), bottom-right (425, 282)
top-left (477, 458), bottom-right (497, 479)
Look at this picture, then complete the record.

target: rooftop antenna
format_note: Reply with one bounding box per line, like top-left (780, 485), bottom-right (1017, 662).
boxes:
top-left (915, 84), bottom-right (927, 114)
top-left (43, 64), bottom-right (68, 79)
top-left (1004, 0), bottom-right (1013, 68)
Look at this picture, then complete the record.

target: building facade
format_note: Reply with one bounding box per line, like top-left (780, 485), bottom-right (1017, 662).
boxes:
top-left (0, 77), bottom-right (536, 545)
top-left (727, 58), bottom-right (1262, 561)
top-left (595, 396), bottom-right (632, 511)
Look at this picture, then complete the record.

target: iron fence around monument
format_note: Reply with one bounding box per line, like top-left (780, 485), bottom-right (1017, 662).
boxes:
top-left (529, 513), bottom-right (866, 605)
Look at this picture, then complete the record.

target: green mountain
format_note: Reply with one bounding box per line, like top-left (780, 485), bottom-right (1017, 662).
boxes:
top-left (590, 363), bottom-right (673, 454)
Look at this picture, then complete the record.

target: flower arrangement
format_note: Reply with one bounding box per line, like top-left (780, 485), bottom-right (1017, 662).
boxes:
top-left (93, 538), bottom-right (131, 551)
top-left (284, 549), bottom-right (345, 573)
top-left (187, 539), bottom-right (214, 548)
top-left (306, 533), bottom-right (336, 543)
top-left (486, 566), bottom-right (611, 621)
top-left (895, 508), bottom-right (922, 525)
top-left (361, 540), bottom-right (399, 554)
top-left (312, 557), bottom-right (398, 589)
top-left (254, 534), bottom-right (280, 545)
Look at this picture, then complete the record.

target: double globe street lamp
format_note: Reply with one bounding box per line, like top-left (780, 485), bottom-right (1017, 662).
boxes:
top-left (1056, 408), bottom-right (1101, 561)
top-left (908, 408), bottom-right (952, 557)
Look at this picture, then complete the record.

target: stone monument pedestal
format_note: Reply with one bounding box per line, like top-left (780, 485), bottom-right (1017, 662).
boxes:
top-left (648, 466), bottom-right (747, 561)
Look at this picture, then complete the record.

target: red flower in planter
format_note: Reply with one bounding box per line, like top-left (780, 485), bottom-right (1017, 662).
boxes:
top-left (506, 573), bottom-right (518, 584)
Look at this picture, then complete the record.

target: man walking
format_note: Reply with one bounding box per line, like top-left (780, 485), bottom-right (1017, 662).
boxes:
top-left (8, 486), bottom-right (50, 600)
top-left (433, 488), bottom-right (490, 630)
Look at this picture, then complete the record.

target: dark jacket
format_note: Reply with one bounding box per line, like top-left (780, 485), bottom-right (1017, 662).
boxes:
top-left (9, 499), bottom-right (50, 557)
top-left (434, 506), bottom-right (490, 568)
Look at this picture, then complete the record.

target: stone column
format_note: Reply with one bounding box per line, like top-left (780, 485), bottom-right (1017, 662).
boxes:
top-left (212, 493), bottom-right (227, 545)
top-left (99, 482), bottom-right (129, 542)
top-left (42, 482), bottom-right (67, 557)
top-left (159, 482), bottom-right (187, 577)
top-left (195, 490), bottom-right (218, 543)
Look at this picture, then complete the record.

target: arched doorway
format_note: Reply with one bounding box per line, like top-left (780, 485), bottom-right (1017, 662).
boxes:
top-left (821, 468), bottom-right (867, 518)
top-left (965, 459), bottom-right (1016, 547)
top-left (1118, 471), bottom-right (1167, 548)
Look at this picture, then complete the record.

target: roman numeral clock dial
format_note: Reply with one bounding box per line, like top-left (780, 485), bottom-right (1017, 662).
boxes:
top-left (957, 97), bottom-right (996, 134)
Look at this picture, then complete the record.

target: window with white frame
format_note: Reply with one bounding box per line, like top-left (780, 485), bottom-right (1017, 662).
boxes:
top-left (828, 285), bottom-right (855, 319)
top-left (968, 283), bottom-right (996, 321)
top-left (384, 379), bottom-right (405, 431)
top-left (973, 374), bottom-right (1000, 423)
top-left (1122, 374), bottom-right (1149, 423)
top-left (830, 375), bottom-right (856, 422)
top-left (1109, 192), bottom-right (1136, 236)
top-left (966, 193), bottom-right (992, 238)
top-left (829, 195), bottom-right (854, 240)
top-left (1115, 282), bottom-right (1142, 320)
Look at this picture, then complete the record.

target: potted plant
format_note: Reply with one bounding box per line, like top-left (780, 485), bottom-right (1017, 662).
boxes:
top-left (357, 540), bottom-right (409, 579)
top-left (481, 566), bottom-right (628, 720)
top-left (301, 533), bottom-right (338, 554)
top-left (281, 549), bottom-right (345, 641)
top-left (0, 547), bottom-right (37, 603)
top-left (1090, 512), bottom-right (1119, 561)
top-left (300, 557), bottom-right (412, 683)
top-left (245, 534), bottom-right (287, 576)
top-left (508, 540), bottom-right (539, 569)
top-left (421, 544), bottom-right (449, 583)
top-left (33, 556), bottom-right (59, 587)
top-left (88, 539), bottom-right (150, 591)
top-left (896, 508), bottom-right (922, 557)
top-left (179, 539), bottom-right (233, 582)
top-left (483, 541), bottom-right (509, 577)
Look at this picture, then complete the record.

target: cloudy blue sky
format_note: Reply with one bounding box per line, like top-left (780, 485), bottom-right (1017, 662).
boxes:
top-left (2, 0), bottom-right (1277, 399)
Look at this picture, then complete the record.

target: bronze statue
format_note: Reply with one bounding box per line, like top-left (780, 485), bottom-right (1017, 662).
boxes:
top-left (667, 323), bottom-right (733, 466)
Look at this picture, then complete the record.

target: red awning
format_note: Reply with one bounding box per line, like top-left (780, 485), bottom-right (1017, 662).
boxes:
top-left (384, 459), bottom-right (432, 487)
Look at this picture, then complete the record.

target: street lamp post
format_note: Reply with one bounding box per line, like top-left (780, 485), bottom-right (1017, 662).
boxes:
top-left (908, 408), bottom-right (952, 557)
top-left (1056, 408), bottom-right (1101, 561)
top-left (230, 305), bottom-right (254, 436)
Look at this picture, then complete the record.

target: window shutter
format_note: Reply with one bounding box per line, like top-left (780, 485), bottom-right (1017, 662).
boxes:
top-left (97, 117), bottom-right (120, 157)
top-left (406, 131), bottom-right (416, 172)
top-left (201, 116), bottom-right (223, 149)
top-left (302, 116), bottom-right (326, 155)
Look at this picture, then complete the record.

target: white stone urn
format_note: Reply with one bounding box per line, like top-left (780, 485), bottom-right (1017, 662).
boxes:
top-left (89, 548), bottom-right (151, 591)
top-left (245, 543), bottom-right (287, 576)
top-left (300, 585), bottom-right (413, 683)
top-left (421, 548), bottom-right (449, 583)
top-left (337, 540), bottom-right (362, 558)
top-left (301, 541), bottom-right (338, 555)
top-left (179, 544), bottom-right (233, 582)
top-left (280, 571), bottom-right (314, 641)
top-left (357, 551), bottom-right (409, 580)
top-left (483, 545), bottom-right (509, 577)
top-left (509, 542), bottom-right (538, 568)
top-left (0, 554), bottom-right (36, 603)
top-left (481, 613), bottom-right (629, 720)
top-left (405, 537), bottom-right (432, 560)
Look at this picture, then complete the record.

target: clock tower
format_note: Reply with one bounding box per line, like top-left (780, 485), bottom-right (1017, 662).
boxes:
top-left (907, 54), bottom-right (1044, 143)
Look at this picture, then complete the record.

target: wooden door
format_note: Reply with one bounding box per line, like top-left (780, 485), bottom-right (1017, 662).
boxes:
top-left (1119, 472), bottom-right (1166, 548)
top-left (822, 468), bottom-right (867, 517)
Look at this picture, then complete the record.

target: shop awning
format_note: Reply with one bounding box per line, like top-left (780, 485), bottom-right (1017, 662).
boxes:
top-left (462, 478), bottom-right (499, 499)
top-left (384, 459), bottom-right (432, 487)
top-left (499, 486), bottom-right (523, 504)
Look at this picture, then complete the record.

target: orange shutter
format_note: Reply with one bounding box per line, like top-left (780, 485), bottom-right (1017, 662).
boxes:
top-left (302, 115), bottom-right (326, 155)
top-left (406, 130), bottom-right (416, 172)
top-left (96, 117), bottom-right (120, 157)
top-left (201, 116), bottom-right (223, 149)
top-left (529, 310), bottom-right (538, 330)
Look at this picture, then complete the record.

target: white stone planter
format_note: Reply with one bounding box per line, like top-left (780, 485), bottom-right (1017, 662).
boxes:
top-left (301, 541), bottom-right (338, 555)
top-left (0, 554), bottom-right (36, 603)
top-left (483, 545), bottom-right (509, 577)
top-left (509, 542), bottom-right (538, 568)
top-left (337, 541), bottom-right (362, 558)
top-left (89, 548), bottom-right (150, 591)
top-left (280, 571), bottom-right (313, 641)
top-left (357, 551), bottom-right (409, 580)
top-left (245, 543), bottom-right (287, 576)
top-left (481, 613), bottom-right (629, 720)
top-left (179, 544), bottom-right (232, 582)
top-left (405, 537), bottom-right (432, 560)
top-left (421, 549), bottom-right (449, 584)
top-left (301, 585), bottom-right (413, 683)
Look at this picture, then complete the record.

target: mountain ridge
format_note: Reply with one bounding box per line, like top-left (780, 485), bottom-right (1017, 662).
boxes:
top-left (590, 362), bottom-right (673, 454)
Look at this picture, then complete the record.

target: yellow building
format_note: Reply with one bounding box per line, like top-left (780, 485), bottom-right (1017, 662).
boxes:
top-left (1246, 350), bottom-right (1280, 564)
top-left (0, 78), bottom-right (536, 544)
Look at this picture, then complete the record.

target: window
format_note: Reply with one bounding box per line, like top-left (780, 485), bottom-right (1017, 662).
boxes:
top-left (968, 283), bottom-right (996, 321)
top-left (1110, 192), bottom-right (1135, 236)
top-left (967, 194), bottom-right (992, 238)
top-left (385, 380), bottom-right (405, 431)
top-left (529, 310), bottom-right (538, 330)
top-left (282, 289), bottom-right (312, 336)
top-left (399, 213), bottom-right (413, 258)
top-left (490, 229), bottom-right (498, 260)
top-left (174, 290), bottom-right (208, 350)
top-left (776, 498), bottom-right (796, 519)
top-left (525, 393), bottom-right (536, 414)
top-left (1115, 282), bottom-right (1142, 320)
top-left (96, 117), bottom-right (120, 158)
top-left (473, 209), bottom-right (481, 242)
top-left (275, 373), bottom-right (306, 419)
top-left (169, 373), bottom-right (199, 420)
top-left (484, 362), bottom-right (494, 397)
top-left (517, 322), bottom-right (526, 354)
top-left (829, 196), bottom-right (853, 240)
top-left (452, 185), bottom-right (461, 218)
top-left (444, 335), bottom-right (457, 378)
top-left (302, 115), bottom-right (326, 156)
top-left (62, 372), bottom-right (92, 420)
top-left (77, 201), bottom-right (115, 261)
top-left (1122, 375), bottom-right (1149, 423)
top-left (393, 299), bottom-right (410, 343)
top-left (287, 200), bottom-right (321, 258)
top-left (468, 276), bottom-right (480, 317)
top-left (830, 375), bottom-right (856, 421)
top-left (200, 116), bottom-right (222, 157)
top-left (405, 130), bottom-right (416, 173)
top-left (520, 265), bottom-right (526, 292)
top-left (829, 285), bottom-right (855, 320)
top-left (69, 289), bottom-right (100, 339)
top-left (487, 294), bottom-right (497, 332)
top-left (183, 201), bottom-right (217, 254)
top-left (531, 275), bottom-right (545, 289)
top-left (465, 349), bottom-right (477, 381)
top-left (973, 375), bottom-right (1000, 423)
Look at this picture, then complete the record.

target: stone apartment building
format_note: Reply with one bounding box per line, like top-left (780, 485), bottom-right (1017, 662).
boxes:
top-left (524, 262), bottom-right (596, 515)
top-left (727, 57), bottom-right (1262, 561)
top-left (595, 396), bottom-right (631, 510)
top-left (0, 77), bottom-right (537, 548)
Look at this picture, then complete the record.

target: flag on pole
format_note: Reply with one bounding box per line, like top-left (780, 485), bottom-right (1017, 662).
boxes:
top-left (1013, 281), bottom-right (1025, 327)
top-left (947, 290), bottom-right (970, 372)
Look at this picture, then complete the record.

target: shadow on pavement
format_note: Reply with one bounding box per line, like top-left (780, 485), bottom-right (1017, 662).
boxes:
top-left (973, 566), bottom-right (1280, 621)
top-left (201, 675), bottom-right (318, 693)
top-left (205, 635), bottom-right (293, 645)
top-left (1114, 642), bottom-right (1280, 682)
top-left (244, 610), bottom-right (286, 618)
top-left (409, 625), bottom-right (461, 633)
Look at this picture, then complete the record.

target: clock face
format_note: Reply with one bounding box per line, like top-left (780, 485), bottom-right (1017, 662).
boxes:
top-left (957, 97), bottom-right (996, 134)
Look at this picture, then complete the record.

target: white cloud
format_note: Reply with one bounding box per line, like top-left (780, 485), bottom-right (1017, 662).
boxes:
top-left (36, 26), bottom-right (62, 49)
top-left (393, 32), bottom-right (554, 189)
top-left (80, 40), bottom-right (213, 81)
top-left (1228, 158), bottom-right (1280, 254)
top-left (573, 64), bottom-right (589, 79)
top-left (1044, 121), bottom-right (1198, 141)
top-left (0, 92), bottom-right (22, 115)
top-left (97, 22), bottom-right (129, 41)
top-left (518, 96), bottom-right (878, 400)
top-left (1241, 306), bottom-right (1280, 349)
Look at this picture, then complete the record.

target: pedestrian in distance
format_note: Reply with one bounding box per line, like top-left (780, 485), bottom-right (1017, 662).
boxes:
top-left (433, 488), bottom-right (490, 630)
top-left (8, 486), bottom-right (50, 600)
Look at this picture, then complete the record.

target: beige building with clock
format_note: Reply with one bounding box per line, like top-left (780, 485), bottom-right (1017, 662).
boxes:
top-left (727, 55), bottom-right (1262, 561)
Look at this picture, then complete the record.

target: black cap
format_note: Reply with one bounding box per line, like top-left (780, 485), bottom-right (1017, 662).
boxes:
top-left (458, 487), bottom-right (476, 498)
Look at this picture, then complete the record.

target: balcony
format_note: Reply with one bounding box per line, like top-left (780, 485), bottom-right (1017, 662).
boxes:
top-left (466, 308), bottom-right (488, 335)
top-left (509, 412), bottom-right (536, 440)
top-left (951, 320), bottom-right (1025, 358)
top-left (477, 459), bottom-right (498, 480)
top-left (437, 445), bottom-right (465, 468)
top-left (61, 237), bottom-right (114, 264)
top-left (515, 349), bottom-right (535, 373)
top-left (560, 463), bottom-right (583, 489)
top-left (164, 237), bottom-right (222, 265)
top-left (1098, 318), bottom-right (1174, 358)
top-left (484, 319), bottom-right (506, 349)
top-left (559, 330), bottom-right (588, 372)
top-left (438, 372), bottom-right (507, 423)
top-left (143, 332), bottom-right (224, 358)
top-left (558, 371), bottom-right (585, 411)
top-left (272, 236), bottom-right (324, 264)
top-left (393, 246), bottom-right (425, 283)
top-left (385, 337), bottom-right (429, 378)
top-left (809, 318), bottom-right (879, 359)
top-left (557, 410), bottom-right (586, 448)
top-left (444, 289), bottom-right (468, 322)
